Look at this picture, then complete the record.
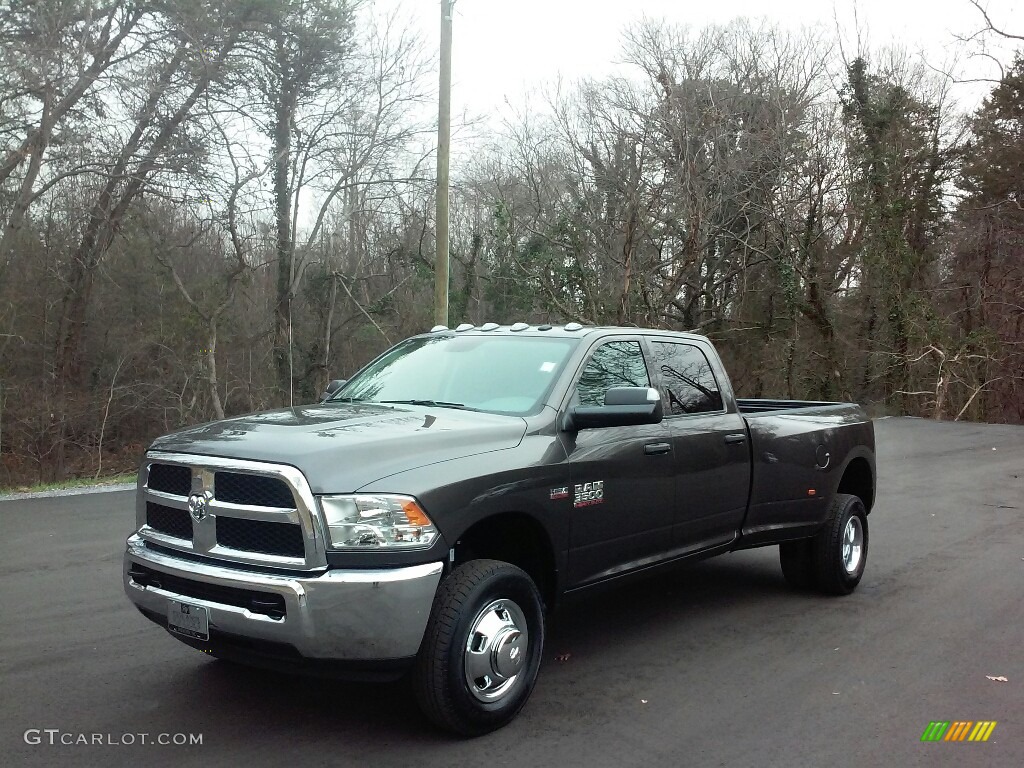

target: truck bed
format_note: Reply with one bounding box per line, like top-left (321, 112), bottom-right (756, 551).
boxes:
top-left (736, 398), bottom-right (844, 414)
top-left (734, 400), bottom-right (875, 546)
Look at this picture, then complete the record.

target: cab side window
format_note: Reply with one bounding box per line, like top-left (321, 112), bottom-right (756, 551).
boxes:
top-left (575, 341), bottom-right (650, 407)
top-left (649, 341), bottom-right (723, 415)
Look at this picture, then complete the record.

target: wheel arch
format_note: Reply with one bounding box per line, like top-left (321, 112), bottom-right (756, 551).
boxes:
top-left (835, 453), bottom-right (875, 512)
top-left (451, 512), bottom-right (559, 611)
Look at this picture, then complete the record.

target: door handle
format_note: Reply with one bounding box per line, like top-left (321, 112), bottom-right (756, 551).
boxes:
top-left (724, 433), bottom-right (747, 445)
top-left (644, 442), bottom-right (672, 455)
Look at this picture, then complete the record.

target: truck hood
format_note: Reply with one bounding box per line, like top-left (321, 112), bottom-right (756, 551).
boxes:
top-left (148, 403), bottom-right (528, 493)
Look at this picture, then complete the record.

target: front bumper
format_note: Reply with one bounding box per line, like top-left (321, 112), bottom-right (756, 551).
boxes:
top-left (123, 534), bottom-right (443, 663)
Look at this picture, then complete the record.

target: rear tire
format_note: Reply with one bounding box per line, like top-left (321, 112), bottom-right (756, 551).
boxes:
top-left (779, 493), bottom-right (869, 595)
top-left (779, 538), bottom-right (815, 590)
top-left (812, 493), bottom-right (868, 595)
top-left (413, 559), bottom-right (545, 736)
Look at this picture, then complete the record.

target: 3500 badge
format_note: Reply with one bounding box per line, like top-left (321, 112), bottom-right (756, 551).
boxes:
top-left (574, 481), bottom-right (604, 507)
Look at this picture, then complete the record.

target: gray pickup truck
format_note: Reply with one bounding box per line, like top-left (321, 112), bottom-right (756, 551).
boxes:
top-left (124, 324), bottom-right (875, 734)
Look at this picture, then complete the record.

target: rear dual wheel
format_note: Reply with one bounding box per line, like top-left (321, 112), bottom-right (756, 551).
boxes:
top-left (779, 493), bottom-right (868, 595)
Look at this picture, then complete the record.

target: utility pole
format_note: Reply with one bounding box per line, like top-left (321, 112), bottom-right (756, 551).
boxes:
top-left (434, 0), bottom-right (453, 327)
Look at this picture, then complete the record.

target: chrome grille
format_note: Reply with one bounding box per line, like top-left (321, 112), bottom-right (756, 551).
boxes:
top-left (214, 472), bottom-right (294, 507)
top-left (147, 464), bottom-right (191, 496)
top-left (138, 453), bottom-right (326, 570)
top-left (216, 517), bottom-right (304, 557)
top-left (146, 502), bottom-right (192, 540)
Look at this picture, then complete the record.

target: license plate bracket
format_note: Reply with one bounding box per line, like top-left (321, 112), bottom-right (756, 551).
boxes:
top-left (167, 600), bottom-right (209, 641)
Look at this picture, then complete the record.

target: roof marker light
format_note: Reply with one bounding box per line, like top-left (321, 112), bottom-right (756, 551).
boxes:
top-left (564, 322), bottom-right (583, 331)
top-left (430, 325), bottom-right (449, 333)
top-left (455, 323), bottom-right (475, 332)
top-left (479, 322), bottom-right (499, 331)
top-left (537, 324), bottom-right (552, 331)
top-left (510, 322), bottom-right (529, 332)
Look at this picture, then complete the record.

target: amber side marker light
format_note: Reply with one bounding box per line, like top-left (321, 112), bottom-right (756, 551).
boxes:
top-left (401, 500), bottom-right (432, 527)
top-left (807, 489), bottom-right (817, 496)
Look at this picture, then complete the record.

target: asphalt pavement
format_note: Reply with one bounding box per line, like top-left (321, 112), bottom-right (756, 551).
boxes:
top-left (1, 417), bottom-right (1021, 767)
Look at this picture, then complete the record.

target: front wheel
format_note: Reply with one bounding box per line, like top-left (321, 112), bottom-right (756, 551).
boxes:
top-left (413, 559), bottom-right (545, 735)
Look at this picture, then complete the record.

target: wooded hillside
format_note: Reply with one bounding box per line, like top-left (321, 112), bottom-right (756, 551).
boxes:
top-left (1, 1), bottom-right (1021, 487)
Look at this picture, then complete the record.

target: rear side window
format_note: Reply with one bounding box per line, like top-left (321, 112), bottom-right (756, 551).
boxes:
top-left (649, 341), bottom-right (723, 415)
top-left (575, 340), bottom-right (650, 407)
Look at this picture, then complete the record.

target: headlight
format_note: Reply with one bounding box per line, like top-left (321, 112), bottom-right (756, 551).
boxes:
top-left (319, 494), bottom-right (438, 549)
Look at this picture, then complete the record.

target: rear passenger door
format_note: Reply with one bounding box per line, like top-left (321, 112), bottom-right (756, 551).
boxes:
top-left (646, 339), bottom-right (751, 551)
top-left (561, 338), bottom-right (675, 587)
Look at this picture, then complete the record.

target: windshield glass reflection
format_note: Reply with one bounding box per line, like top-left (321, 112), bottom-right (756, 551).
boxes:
top-left (333, 335), bottom-right (578, 415)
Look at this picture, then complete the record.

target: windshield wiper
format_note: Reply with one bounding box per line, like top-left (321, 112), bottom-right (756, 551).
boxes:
top-left (379, 399), bottom-right (474, 410)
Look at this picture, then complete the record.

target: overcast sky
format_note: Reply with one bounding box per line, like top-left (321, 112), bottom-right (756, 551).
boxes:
top-left (381, 0), bottom-right (1020, 121)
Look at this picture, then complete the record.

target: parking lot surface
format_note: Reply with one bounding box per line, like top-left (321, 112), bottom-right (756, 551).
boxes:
top-left (2, 417), bottom-right (1021, 767)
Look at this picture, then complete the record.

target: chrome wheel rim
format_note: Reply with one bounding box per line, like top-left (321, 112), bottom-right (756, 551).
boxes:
top-left (842, 516), bottom-right (864, 574)
top-left (464, 599), bottom-right (529, 703)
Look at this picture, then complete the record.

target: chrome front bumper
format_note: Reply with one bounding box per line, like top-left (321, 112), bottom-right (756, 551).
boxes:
top-left (124, 535), bottom-right (443, 660)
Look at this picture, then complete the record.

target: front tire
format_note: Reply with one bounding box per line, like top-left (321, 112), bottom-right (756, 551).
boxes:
top-left (413, 559), bottom-right (545, 736)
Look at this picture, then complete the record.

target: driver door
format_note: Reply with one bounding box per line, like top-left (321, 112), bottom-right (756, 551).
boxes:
top-left (560, 338), bottom-right (675, 587)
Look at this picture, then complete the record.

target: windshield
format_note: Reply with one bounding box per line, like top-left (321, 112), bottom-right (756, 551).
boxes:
top-left (333, 334), bottom-right (578, 415)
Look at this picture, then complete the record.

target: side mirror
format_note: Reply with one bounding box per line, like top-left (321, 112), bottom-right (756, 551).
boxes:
top-left (562, 387), bottom-right (664, 431)
top-left (321, 379), bottom-right (347, 402)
